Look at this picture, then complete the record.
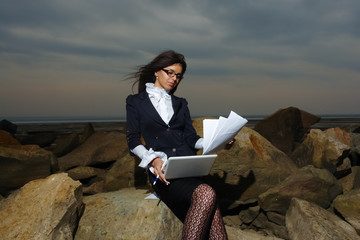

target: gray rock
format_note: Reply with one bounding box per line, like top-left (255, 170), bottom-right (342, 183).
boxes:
top-left (286, 198), bottom-right (360, 240)
top-left (333, 189), bottom-right (360, 234)
top-left (258, 165), bottom-right (342, 215)
top-left (0, 173), bottom-right (83, 240)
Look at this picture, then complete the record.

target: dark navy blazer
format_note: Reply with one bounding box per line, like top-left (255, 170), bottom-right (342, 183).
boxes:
top-left (126, 91), bottom-right (200, 158)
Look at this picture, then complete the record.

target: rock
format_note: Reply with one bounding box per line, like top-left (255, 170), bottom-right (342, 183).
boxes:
top-left (0, 119), bottom-right (17, 135)
top-left (19, 132), bottom-right (57, 148)
top-left (66, 166), bottom-right (106, 181)
top-left (337, 164), bottom-right (360, 193)
top-left (0, 130), bottom-right (21, 146)
top-left (266, 212), bottom-right (286, 226)
top-left (239, 205), bottom-right (260, 224)
top-left (0, 145), bottom-right (56, 195)
top-left (52, 132), bottom-right (80, 157)
top-left (324, 127), bottom-right (351, 146)
top-left (103, 153), bottom-right (138, 191)
top-left (333, 189), bottom-right (360, 234)
top-left (286, 198), bottom-right (360, 240)
top-left (75, 188), bottom-right (183, 240)
top-left (350, 133), bottom-right (360, 166)
top-left (223, 215), bottom-right (242, 227)
top-left (79, 123), bottom-right (94, 144)
top-left (252, 212), bottom-right (289, 239)
top-left (206, 127), bottom-right (298, 205)
top-left (58, 131), bottom-right (128, 171)
top-left (291, 128), bottom-right (350, 173)
top-left (254, 107), bottom-right (320, 155)
top-left (0, 173), bottom-right (83, 240)
top-left (258, 165), bottom-right (342, 215)
top-left (225, 226), bottom-right (285, 240)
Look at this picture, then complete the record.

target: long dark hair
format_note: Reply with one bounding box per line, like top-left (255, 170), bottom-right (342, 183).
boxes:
top-left (130, 50), bottom-right (187, 95)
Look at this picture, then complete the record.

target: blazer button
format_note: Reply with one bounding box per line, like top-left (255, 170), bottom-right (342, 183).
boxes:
top-left (166, 128), bottom-right (170, 132)
top-left (155, 136), bottom-right (158, 139)
top-left (172, 148), bottom-right (176, 152)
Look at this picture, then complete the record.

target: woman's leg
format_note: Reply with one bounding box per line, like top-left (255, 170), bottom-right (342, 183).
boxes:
top-left (209, 206), bottom-right (227, 240)
top-left (181, 184), bottom-right (227, 240)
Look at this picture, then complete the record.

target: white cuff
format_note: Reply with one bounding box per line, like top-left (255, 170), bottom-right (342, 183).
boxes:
top-left (195, 138), bottom-right (204, 149)
top-left (131, 145), bottom-right (168, 174)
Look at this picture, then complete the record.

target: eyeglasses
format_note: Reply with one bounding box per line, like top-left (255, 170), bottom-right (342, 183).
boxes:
top-left (162, 69), bottom-right (183, 80)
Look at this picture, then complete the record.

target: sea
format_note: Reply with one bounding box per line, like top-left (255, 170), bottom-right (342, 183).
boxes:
top-left (4, 114), bottom-right (360, 138)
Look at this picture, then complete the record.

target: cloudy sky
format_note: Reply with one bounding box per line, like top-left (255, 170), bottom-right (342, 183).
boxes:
top-left (1, 0), bottom-right (359, 121)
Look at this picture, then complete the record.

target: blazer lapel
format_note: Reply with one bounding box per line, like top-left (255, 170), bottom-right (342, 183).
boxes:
top-left (170, 95), bottom-right (181, 124)
top-left (139, 91), bottom-right (168, 126)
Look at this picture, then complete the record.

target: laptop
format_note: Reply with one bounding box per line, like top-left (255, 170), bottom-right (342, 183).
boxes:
top-left (164, 154), bottom-right (217, 179)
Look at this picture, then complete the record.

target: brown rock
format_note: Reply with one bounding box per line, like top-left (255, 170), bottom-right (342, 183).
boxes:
top-left (225, 226), bottom-right (285, 240)
top-left (66, 166), bottom-right (106, 181)
top-left (252, 212), bottom-right (289, 239)
top-left (207, 127), bottom-right (298, 204)
top-left (58, 131), bottom-right (128, 171)
top-left (286, 198), bottom-right (360, 240)
top-left (103, 153), bottom-right (138, 191)
top-left (254, 107), bottom-right (320, 155)
top-left (258, 165), bottom-right (342, 215)
top-left (0, 173), bottom-right (83, 240)
top-left (291, 128), bottom-right (350, 173)
top-left (75, 188), bottom-right (183, 240)
top-left (52, 132), bottom-right (80, 157)
top-left (0, 145), bottom-right (56, 195)
top-left (79, 123), bottom-right (94, 144)
top-left (333, 189), bottom-right (360, 234)
top-left (0, 130), bottom-right (21, 146)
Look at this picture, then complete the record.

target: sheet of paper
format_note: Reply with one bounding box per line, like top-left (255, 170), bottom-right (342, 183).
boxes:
top-left (144, 192), bottom-right (160, 200)
top-left (203, 119), bottom-right (219, 150)
top-left (202, 111), bottom-right (248, 155)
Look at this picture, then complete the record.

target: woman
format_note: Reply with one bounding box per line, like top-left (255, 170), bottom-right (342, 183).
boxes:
top-left (126, 50), bottom-right (228, 239)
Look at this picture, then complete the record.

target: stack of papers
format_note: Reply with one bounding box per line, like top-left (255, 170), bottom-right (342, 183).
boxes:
top-left (202, 111), bottom-right (248, 155)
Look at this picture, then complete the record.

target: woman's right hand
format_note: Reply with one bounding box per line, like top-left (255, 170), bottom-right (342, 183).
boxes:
top-left (151, 157), bottom-right (169, 185)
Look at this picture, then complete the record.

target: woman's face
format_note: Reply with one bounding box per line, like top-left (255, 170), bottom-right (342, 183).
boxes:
top-left (154, 63), bottom-right (183, 91)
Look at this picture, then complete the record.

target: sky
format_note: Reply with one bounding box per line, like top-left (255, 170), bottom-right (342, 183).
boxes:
top-left (1, 0), bottom-right (360, 121)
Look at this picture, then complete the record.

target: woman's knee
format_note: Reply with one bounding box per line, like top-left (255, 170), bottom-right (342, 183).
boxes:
top-left (193, 184), bottom-right (217, 204)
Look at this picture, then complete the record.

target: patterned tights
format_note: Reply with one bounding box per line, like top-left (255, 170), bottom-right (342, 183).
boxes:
top-left (181, 184), bottom-right (228, 240)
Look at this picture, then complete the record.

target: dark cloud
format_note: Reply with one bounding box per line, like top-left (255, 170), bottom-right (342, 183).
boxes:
top-left (1, 0), bottom-right (359, 118)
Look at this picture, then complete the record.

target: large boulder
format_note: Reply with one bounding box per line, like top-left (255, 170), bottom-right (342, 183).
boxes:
top-left (254, 107), bottom-right (320, 155)
top-left (333, 189), bottom-right (360, 234)
top-left (258, 165), bottom-right (342, 215)
top-left (75, 188), bottom-right (183, 240)
top-left (206, 127), bottom-right (298, 205)
top-left (0, 173), bottom-right (83, 240)
top-left (58, 131), bottom-right (128, 171)
top-left (286, 198), bottom-right (360, 240)
top-left (291, 128), bottom-right (351, 173)
top-left (0, 145), bottom-right (56, 195)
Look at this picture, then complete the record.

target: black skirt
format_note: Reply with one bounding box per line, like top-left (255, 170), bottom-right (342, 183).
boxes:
top-left (149, 172), bottom-right (207, 222)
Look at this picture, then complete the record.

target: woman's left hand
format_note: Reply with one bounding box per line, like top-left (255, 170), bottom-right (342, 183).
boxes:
top-left (224, 138), bottom-right (236, 150)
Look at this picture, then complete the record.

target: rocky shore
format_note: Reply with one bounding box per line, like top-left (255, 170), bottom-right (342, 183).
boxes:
top-left (1, 106), bottom-right (360, 240)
